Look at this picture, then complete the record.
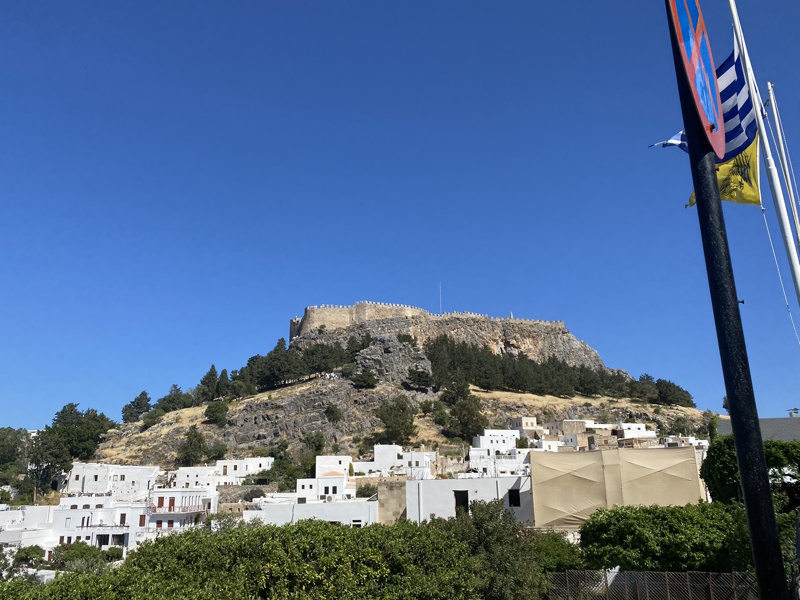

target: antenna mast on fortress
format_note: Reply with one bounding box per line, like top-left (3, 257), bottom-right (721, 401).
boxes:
top-left (439, 282), bottom-right (442, 315)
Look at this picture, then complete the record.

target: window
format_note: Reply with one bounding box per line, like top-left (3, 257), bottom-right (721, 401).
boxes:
top-left (415, 461), bottom-right (419, 467)
top-left (85, 536), bottom-right (90, 541)
top-left (70, 504), bottom-right (78, 510)
top-left (324, 486), bottom-right (330, 494)
top-left (309, 484), bottom-right (313, 489)
top-left (167, 520), bottom-right (174, 529)
top-left (94, 475), bottom-right (98, 482)
top-left (454, 490), bottom-right (469, 513)
top-left (233, 465), bottom-right (237, 471)
top-left (59, 536), bottom-right (64, 544)
top-left (120, 513), bottom-right (127, 526)
top-left (66, 536), bottom-right (72, 544)
top-left (508, 489), bottom-right (521, 508)
top-left (332, 486), bottom-right (337, 494)
top-left (75, 475), bottom-right (79, 481)
top-left (65, 518), bottom-right (71, 527)
top-left (156, 520), bottom-right (163, 529)
top-left (301, 485), bottom-right (305, 490)
top-left (139, 515), bottom-right (146, 527)
top-left (113, 475), bottom-right (118, 481)
top-left (120, 475), bottom-right (125, 481)
top-left (157, 497), bottom-right (164, 508)
top-left (82, 504), bottom-right (90, 509)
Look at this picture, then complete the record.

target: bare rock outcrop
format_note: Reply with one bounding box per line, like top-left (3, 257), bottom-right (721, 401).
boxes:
top-left (291, 308), bottom-right (607, 371)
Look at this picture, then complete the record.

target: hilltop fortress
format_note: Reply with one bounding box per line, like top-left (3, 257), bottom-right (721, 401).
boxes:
top-left (290, 301), bottom-right (605, 370)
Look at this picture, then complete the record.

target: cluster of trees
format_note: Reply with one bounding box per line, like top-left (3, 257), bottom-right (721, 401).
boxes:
top-left (417, 377), bottom-right (488, 442)
top-left (241, 437), bottom-right (332, 491)
top-left (0, 428), bottom-right (30, 500)
top-left (175, 426), bottom-right (227, 467)
top-left (701, 434), bottom-right (800, 512)
top-left (4, 404), bottom-right (116, 502)
top-left (425, 336), bottom-right (695, 406)
top-left (0, 501), bottom-right (579, 599)
top-left (123, 335), bottom-right (378, 427)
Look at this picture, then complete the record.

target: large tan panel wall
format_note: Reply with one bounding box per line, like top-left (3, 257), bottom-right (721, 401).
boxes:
top-left (530, 447), bottom-right (704, 529)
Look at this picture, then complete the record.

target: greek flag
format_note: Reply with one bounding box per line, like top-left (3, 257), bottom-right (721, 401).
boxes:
top-left (652, 37), bottom-right (757, 163)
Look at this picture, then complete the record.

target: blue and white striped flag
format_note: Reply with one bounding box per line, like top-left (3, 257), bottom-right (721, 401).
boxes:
top-left (652, 37), bottom-right (757, 163)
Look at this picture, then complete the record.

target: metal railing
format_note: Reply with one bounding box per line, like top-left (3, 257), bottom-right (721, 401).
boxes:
top-left (546, 571), bottom-right (759, 600)
top-left (148, 504), bottom-right (206, 514)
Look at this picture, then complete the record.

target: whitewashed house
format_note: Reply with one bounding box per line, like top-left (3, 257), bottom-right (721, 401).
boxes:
top-left (65, 463), bottom-right (160, 499)
top-left (352, 444), bottom-right (404, 476)
top-left (243, 497), bottom-right (378, 528)
top-left (403, 451), bottom-right (436, 479)
top-left (405, 476), bottom-right (533, 524)
top-left (471, 429), bottom-right (521, 454)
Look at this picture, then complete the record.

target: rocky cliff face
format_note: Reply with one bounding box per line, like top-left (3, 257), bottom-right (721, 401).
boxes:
top-left (292, 313), bottom-right (607, 371)
top-left (96, 380), bottom-right (436, 467)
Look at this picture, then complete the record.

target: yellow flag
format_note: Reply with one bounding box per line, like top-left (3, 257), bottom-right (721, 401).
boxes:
top-left (688, 133), bottom-right (761, 207)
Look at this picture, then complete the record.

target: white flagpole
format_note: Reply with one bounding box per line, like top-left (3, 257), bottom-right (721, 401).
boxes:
top-left (767, 82), bottom-right (800, 253)
top-left (727, 0), bottom-right (800, 310)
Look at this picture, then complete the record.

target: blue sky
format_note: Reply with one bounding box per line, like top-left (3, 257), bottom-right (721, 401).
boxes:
top-left (1, 1), bottom-right (799, 429)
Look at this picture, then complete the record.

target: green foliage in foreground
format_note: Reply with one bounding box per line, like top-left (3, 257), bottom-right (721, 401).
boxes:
top-left (0, 521), bottom-right (480, 599)
top-left (701, 434), bottom-right (800, 511)
top-left (579, 502), bottom-right (796, 576)
top-left (0, 502), bottom-right (579, 600)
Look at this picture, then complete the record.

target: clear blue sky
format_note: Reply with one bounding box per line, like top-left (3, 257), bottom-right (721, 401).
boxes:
top-left (2, 1), bottom-right (799, 429)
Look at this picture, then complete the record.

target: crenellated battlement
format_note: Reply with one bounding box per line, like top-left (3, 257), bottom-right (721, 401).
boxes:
top-left (289, 301), bottom-right (564, 340)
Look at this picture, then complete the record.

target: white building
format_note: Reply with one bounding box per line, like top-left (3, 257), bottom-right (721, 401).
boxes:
top-left (662, 435), bottom-right (710, 450)
top-left (511, 417), bottom-right (538, 430)
top-left (243, 498), bottom-right (378, 528)
top-left (172, 466), bottom-right (234, 489)
top-left (65, 463), bottom-right (160, 499)
top-left (405, 476), bottom-right (533, 524)
top-left (531, 439), bottom-right (564, 452)
top-left (296, 475), bottom-right (351, 502)
top-left (352, 444), bottom-right (404, 476)
top-left (471, 429), bottom-right (521, 454)
top-left (315, 455), bottom-right (352, 477)
top-left (216, 458), bottom-right (274, 480)
top-left (614, 424), bottom-right (657, 440)
top-left (403, 451), bottom-right (436, 479)
top-left (172, 457), bottom-right (275, 489)
top-left (468, 448), bottom-right (530, 477)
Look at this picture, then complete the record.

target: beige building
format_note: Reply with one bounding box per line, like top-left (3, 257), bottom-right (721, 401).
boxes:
top-left (529, 446), bottom-right (706, 529)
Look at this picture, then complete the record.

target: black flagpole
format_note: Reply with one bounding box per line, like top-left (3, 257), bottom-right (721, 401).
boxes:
top-left (665, 3), bottom-right (787, 598)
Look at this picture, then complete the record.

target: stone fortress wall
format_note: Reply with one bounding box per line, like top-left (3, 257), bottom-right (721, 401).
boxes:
top-left (290, 301), bottom-right (564, 340)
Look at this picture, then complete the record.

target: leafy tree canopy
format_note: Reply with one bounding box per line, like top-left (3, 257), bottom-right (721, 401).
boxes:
top-left (376, 395), bottom-right (417, 445)
top-left (121, 391), bottom-right (151, 424)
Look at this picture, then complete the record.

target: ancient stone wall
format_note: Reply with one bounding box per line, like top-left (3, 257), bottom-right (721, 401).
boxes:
top-left (289, 302), bottom-right (603, 370)
top-left (291, 302), bottom-right (431, 339)
top-left (290, 301), bottom-right (564, 340)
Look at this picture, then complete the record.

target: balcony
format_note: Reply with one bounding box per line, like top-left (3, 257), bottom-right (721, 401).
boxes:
top-left (147, 504), bottom-right (206, 514)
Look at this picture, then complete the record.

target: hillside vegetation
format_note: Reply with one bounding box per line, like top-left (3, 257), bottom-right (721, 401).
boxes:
top-left (4, 314), bottom-right (715, 498)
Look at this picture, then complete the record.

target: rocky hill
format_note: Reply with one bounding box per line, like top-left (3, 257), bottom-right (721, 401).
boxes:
top-left (96, 375), bottom-right (717, 469)
top-left (290, 302), bottom-right (607, 370)
top-left (94, 304), bottom-right (717, 468)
